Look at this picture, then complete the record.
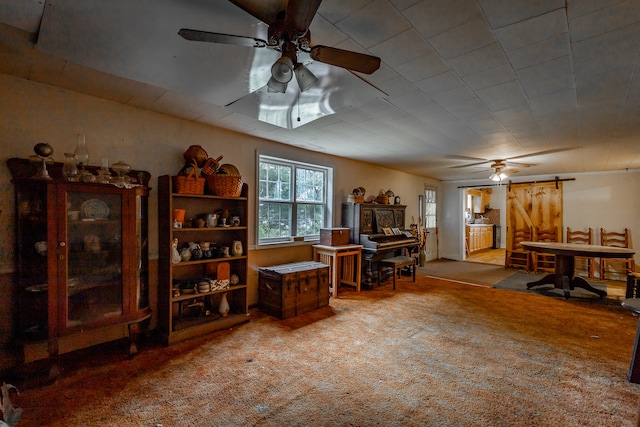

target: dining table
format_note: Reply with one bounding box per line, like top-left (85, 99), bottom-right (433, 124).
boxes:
top-left (519, 241), bottom-right (636, 299)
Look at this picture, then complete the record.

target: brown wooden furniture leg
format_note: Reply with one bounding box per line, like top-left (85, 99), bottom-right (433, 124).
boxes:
top-left (527, 255), bottom-right (606, 299)
top-left (128, 314), bottom-right (151, 358)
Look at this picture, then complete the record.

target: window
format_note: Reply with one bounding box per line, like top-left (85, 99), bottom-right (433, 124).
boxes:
top-left (424, 188), bottom-right (437, 228)
top-left (258, 155), bottom-right (332, 244)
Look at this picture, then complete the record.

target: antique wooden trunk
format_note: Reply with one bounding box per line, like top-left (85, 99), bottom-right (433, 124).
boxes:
top-left (258, 261), bottom-right (330, 319)
top-left (319, 227), bottom-right (350, 246)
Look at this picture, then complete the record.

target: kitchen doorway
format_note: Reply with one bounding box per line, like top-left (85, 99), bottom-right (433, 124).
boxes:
top-left (464, 185), bottom-right (506, 266)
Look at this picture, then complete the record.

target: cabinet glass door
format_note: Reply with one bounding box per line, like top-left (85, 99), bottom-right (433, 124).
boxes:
top-left (16, 187), bottom-right (50, 340)
top-left (65, 190), bottom-right (123, 327)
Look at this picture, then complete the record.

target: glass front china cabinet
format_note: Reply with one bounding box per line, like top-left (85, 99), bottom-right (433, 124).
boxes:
top-left (7, 158), bottom-right (151, 365)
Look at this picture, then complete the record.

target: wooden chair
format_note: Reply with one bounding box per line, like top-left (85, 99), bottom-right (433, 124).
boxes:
top-left (532, 226), bottom-right (558, 273)
top-left (566, 227), bottom-right (594, 278)
top-left (505, 226), bottom-right (532, 271)
top-left (600, 228), bottom-right (635, 280)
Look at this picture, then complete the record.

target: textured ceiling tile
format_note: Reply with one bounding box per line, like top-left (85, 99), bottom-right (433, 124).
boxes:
top-left (335, 0), bottom-right (411, 48)
top-left (515, 55), bottom-right (573, 85)
top-left (529, 89), bottom-right (577, 118)
top-left (476, 80), bottom-right (529, 112)
top-left (308, 13), bottom-right (349, 47)
top-left (520, 73), bottom-right (575, 100)
top-left (389, 0), bottom-right (422, 11)
top-left (479, 0), bottom-right (565, 28)
top-left (569, 1), bottom-right (640, 42)
top-left (576, 67), bottom-right (634, 106)
top-left (444, 98), bottom-right (494, 123)
top-left (428, 17), bottom-right (497, 60)
top-left (447, 43), bottom-right (508, 77)
top-left (495, 9), bottom-right (568, 52)
top-left (415, 70), bottom-right (464, 95)
top-left (395, 51), bottom-right (450, 82)
top-left (506, 34), bottom-right (570, 71)
top-left (369, 29), bottom-right (435, 67)
top-left (430, 85), bottom-right (477, 107)
top-left (571, 23), bottom-right (640, 63)
top-left (316, 0), bottom-right (372, 24)
top-left (567, 0), bottom-right (626, 19)
top-left (460, 63), bottom-right (517, 91)
top-left (403, 0), bottom-right (482, 38)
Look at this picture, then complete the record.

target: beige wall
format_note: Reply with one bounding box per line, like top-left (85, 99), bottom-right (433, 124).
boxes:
top-left (0, 74), bottom-right (438, 346)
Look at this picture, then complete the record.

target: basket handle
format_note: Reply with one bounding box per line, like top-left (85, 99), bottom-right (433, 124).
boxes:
top-left (186, 160), bottom-right (200, 179)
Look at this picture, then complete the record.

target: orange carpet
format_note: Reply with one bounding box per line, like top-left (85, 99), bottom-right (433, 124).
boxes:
top-left (10, 275), bottom-right (640, 426)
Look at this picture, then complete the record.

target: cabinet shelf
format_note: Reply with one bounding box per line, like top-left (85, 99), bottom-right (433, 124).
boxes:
top-left (170, 255), bottom-right (247, 267)
top-left (172, 226), bottom-right (247, 232)
top-left (158, 175), bottom-right (249, 346)
top-left (172, 284), bottom-right (247, 302)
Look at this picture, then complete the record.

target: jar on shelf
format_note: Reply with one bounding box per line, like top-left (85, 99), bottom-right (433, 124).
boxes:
top-left (62, 153), bottom-right (78, 181)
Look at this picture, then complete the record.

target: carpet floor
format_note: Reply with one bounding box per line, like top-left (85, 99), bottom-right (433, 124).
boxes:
top-left (419, 259), bottom-right (517, 286)
top-left (494, 272), bottom-right (628, 302)
top-left (9, 275), bottom-right (640, 427)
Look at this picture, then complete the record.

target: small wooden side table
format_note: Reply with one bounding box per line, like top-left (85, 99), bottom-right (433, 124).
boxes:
top-left (312, 244), bottom-right (363, 298)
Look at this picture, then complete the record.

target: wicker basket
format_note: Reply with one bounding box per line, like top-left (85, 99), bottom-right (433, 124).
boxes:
top-left (174, 163), bottom-right (205, 195)
top-left (201, 155), bottom-right (223, 176)
top-left (183, 145), bottom-right (209, 168)
top-left (207, 174), bottom-right (243, 197)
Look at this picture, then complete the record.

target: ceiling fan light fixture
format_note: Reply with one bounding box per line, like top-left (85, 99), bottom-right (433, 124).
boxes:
top-left (271, 55), bottom-right (294, 83)
top-left (267, 77), bottom-right (288, 93)
top-left (490, 169), bottom-right (507, 182)
top-left (294, 64), bottom-right (318, 92)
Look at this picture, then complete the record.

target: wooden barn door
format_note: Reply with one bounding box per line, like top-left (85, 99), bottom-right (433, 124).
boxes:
top-left (506, 182), bottom-right (563, 252)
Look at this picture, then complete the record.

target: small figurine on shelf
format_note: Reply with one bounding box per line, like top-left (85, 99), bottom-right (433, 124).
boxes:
top-left (171, 238), bottom-right (181, 264)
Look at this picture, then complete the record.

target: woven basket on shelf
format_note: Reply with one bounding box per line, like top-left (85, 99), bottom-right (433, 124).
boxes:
top-left (183, 145), bottom-right (209, 168)
top-left (173, 162), bottom-right (205, 195)
top-left (201, 155), bottom-right (223, 176)
top-left (207, 174), bottom-right (243, 197)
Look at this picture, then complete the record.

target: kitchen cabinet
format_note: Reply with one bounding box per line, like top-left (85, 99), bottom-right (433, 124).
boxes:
top-left (157, 175), bottom-right (249, 346)
top-left (467, 225), bottom-right (494, 253)
top-left (8, 158), bottom-right (151, 364)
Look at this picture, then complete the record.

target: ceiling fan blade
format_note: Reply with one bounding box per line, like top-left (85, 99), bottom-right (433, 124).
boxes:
top-left (449, 160), bottom-right (491, 169)
top-left (285, 0), bottom-right (322, 34)
top-left (178, 29), bottom-right (269, 48)
top-left (228, 0), bottom-right (288, 26)
top-left (505, 161), bottom-right (534, 168)
top-left (507, 147), bottom-right (577, 161)
top-left (310, 46), bottom-right (381, 74)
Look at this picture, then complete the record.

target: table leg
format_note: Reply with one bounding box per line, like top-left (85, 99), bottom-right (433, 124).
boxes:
top-left (333, 254), bottom-right (340, 298)
top-left (526, 255), bottom-right (606, 299)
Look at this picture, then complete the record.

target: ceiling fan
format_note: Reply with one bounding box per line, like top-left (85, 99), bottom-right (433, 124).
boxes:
top-left (178, 0), bottom-right (381, 94)
top-left (448, 148), bottom-right (578, 181)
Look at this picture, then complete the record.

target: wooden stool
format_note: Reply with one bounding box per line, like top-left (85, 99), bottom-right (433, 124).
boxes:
top-left (378, 256), bottom-right (416, 289)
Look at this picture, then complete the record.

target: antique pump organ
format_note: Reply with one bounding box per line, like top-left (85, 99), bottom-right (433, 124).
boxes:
top-left (342, 203), bottom-right (419, 289)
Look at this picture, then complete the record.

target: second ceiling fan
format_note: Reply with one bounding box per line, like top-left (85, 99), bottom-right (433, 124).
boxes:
top-left (178, 0), bottom-right (381, 93)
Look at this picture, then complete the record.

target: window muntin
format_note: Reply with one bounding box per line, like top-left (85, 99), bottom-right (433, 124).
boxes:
top-left (258, 155), bottom-right (331, 244)
top-left (424, 188), bottom-right (437, 228)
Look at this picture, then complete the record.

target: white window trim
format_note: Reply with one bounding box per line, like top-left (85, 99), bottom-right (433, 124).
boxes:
top-left (256, 152), bottom-right (334, 246)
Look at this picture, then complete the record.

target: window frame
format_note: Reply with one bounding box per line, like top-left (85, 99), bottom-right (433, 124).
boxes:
top-left (257, 153), bottom-right (333, 245)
